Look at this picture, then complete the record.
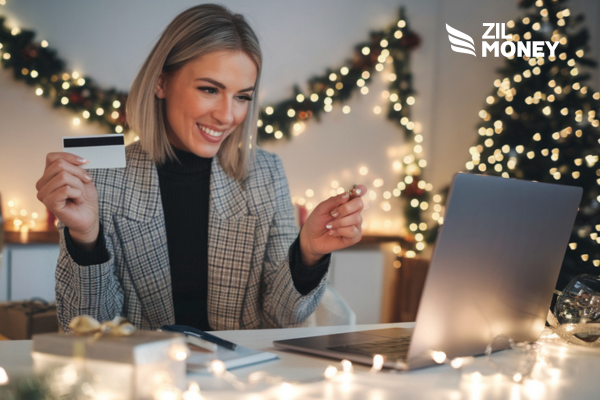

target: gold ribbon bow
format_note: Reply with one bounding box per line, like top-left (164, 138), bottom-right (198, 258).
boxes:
top-left (547, 310), bottom-right (600, 347)
top-left (68, 315), bottom-right (136, 343)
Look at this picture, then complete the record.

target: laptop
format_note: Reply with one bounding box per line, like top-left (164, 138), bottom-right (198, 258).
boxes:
top-left (274, 173), bottom-right (582, 370)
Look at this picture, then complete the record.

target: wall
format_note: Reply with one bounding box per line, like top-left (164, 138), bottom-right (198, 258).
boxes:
top-left (1, 0), bottom-right (598, 229)
top-left (1, 0), bottom-right (598, 323)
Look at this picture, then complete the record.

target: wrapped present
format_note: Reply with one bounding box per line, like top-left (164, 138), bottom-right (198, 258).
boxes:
top-left (32, 316), bottom-right (188, 400)
top-left (0, 299), bottom-right (59, 339)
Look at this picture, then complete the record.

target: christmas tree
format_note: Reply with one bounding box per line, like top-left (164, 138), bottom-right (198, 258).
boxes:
top-left (466, 0), bottom-right (600, 289)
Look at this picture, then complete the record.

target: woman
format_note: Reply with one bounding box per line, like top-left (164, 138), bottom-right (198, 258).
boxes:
top-left (36, 4), bottom-right (365, 332)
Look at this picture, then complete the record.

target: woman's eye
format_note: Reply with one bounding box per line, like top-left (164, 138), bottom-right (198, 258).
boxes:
top-left (237, 95), bottom-right (253, 102)
top-left (198, 87), bottom-right (218, 94)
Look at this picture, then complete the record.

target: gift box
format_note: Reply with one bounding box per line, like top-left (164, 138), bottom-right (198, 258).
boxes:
top-left (32, 330), bottom-right (188, 400)
top-left (0, 300), bottom-right (59, 339)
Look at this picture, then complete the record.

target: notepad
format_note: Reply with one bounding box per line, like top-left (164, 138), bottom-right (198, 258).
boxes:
top-left (186, 343), bottom-right (278, 371)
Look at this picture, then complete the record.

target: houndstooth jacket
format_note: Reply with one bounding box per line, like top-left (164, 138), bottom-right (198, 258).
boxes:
top-left (55, 142), bottom-right (328, 331)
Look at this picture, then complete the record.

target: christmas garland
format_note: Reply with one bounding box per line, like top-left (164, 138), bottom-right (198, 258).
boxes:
top-left (0, 8), bottom-right (435, 252)
top-left (255, 7), bottom-right (420, 142)
top-left (0, 17), bottom-right (127, 132)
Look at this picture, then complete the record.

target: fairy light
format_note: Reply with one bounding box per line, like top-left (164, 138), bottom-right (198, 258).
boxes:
top-left (341, 359), bottom-right (353, 373)
top-left (279, 382), bottom-right (294, 398)
top-left (169, 346), bottom-right (189, 362)
top-left (323, 365), bottom-right (338, 379)
top-left (0, 367), bottom-right (8, 385)
top-left (371, 355), bottom-right (384, 372)
top-left (210, 360), bottom-right (226, 376)
top-left (181, 382), bottom-right (202, 400)
top-left (0, 8), bottom-right (428, 245)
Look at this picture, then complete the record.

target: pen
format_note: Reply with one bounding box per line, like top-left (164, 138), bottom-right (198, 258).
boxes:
top-left (160, 324), bottom-right (238, 351)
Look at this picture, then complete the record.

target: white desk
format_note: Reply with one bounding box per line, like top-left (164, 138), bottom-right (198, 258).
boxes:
top-left (1, 322), bottom-right (600, 399)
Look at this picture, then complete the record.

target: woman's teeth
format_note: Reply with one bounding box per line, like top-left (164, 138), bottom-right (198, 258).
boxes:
top-left (198, 124), bottom-right (223, 137)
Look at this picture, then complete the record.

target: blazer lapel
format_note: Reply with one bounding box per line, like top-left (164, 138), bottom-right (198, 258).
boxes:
top-left (207, 158), bottom-right (257, 330)
top-left (113, 147), bottom-right (175, 329)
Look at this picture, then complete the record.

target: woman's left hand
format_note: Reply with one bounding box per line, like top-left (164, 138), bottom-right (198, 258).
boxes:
top-left (299, 184), bottom-right (367, 267)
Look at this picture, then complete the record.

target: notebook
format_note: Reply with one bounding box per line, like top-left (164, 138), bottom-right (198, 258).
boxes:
top-left (274, 173), bottom-right (582, 370)
top-left (186, 344), bottom-right (278, 371)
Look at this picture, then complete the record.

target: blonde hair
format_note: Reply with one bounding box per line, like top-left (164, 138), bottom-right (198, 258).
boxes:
top-left (127, 4), bottom-right (262, 180)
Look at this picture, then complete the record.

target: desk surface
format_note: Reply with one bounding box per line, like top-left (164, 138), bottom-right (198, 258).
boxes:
top-left (1, 322), bottom-right (600, 399)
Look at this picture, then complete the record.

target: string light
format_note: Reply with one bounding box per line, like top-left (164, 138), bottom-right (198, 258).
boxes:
top-left (4, 9), bottom-right (437, 255)
top-left (0, 367), bottom-right (8, 385)
top-left (371, 355), bottom-right (384, 372)
top-left (323, 365), bottom-right (338, 379)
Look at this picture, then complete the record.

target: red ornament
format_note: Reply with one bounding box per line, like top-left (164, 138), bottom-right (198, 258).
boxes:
top-left (21, 45), bottom-right (38, 61)
top-left (404, 179), bottom-right (424, 197)
top-left (69, 92), bottom-right (84, 104)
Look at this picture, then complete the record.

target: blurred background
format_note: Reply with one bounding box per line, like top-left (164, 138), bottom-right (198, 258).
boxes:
top-left (0, 0), bottom-right (598, 326)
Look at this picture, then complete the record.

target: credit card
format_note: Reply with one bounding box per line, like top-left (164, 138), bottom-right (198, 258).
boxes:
top-left (62, 134), bottom-right (126, 169)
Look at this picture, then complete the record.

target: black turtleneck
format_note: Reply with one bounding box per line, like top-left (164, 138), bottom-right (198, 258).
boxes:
top-left (157, 146), bottom-right (212, 331)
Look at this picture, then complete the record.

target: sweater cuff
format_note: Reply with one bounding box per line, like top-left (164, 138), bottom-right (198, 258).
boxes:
top-left (64, 224), bottom-right (110, 266)
top-left (289, 235), bottom-right (330, 295)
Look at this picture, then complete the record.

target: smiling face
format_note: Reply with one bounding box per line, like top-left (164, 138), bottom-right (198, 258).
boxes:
top-left (155, 50), bottom-right (258, 158)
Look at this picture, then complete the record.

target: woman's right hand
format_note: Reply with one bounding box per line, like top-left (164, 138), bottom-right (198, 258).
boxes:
top-left (36, 152), bottom-right (100, 250)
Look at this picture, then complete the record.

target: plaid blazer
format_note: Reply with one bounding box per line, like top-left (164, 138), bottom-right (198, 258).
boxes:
top-left (55, 142), bottom-right (327, 331)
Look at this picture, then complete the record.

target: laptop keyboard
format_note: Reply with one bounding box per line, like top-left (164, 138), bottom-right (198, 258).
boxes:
top-left (327, 336), bottom-right (412, 362)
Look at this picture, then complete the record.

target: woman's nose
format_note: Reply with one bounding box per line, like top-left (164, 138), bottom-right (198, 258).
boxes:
top-left (211, 96), bottom-right (234, 126)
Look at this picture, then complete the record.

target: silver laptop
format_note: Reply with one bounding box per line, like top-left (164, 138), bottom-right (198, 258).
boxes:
top-left (274, 173), bottom-right (582, 370)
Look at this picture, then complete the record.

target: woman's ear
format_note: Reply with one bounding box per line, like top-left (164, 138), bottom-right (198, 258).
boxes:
top-left (155, 72), bottom-right (167, 99)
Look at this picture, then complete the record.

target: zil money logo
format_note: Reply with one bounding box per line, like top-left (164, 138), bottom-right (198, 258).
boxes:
top-left (446, 23), bottom-right (559, 58)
